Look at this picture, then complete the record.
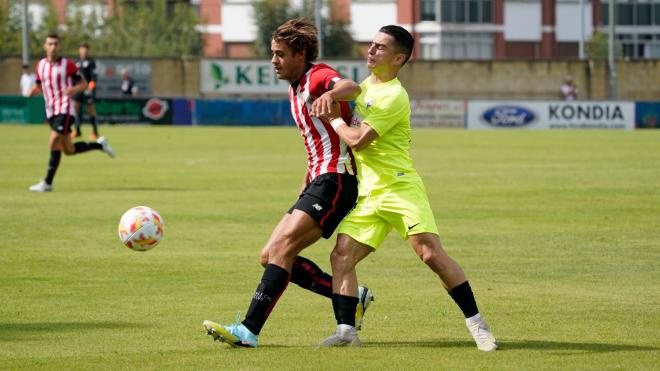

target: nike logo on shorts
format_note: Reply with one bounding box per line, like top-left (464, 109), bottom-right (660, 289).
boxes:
top-left (407, 223), bottom-right (420, 231)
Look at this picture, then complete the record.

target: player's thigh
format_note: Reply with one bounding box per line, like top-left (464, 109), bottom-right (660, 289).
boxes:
top-left (268, 209), bottom-right (322, 257)
top-left (261, 213), bottom-right (293, 262)
top-left (378, 182), bottom-right (439, 239)
top-left (337, 195), bottom-right (392, 250)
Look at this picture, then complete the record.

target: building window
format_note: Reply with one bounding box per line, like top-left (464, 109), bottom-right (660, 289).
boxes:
top-left (602, 1), bottom-right (660, 26)
top-left (421, 0), bottom-right (437, 21)
top-left (616, 33), bottom-right (660, 58)
top-left (441, 0), bottom-right (492, 24)
top-left (440, 32), bottom-right (493, 59)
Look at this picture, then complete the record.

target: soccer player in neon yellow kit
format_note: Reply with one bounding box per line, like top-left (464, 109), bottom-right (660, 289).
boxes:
top-left (312, 25), bottom-right (498, 351)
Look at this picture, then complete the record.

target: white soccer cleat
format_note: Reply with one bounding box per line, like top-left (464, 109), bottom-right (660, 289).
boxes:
top-left (466, 316), bottom-right (498, 352)
top-left (319, 324), bottom-right (361, 347)
top-left (29, 180), bottom-right (52, 192)
top-left (356, 286), bottom-right (374, 331)
top-left (97, 136), bottom-right (115, 158)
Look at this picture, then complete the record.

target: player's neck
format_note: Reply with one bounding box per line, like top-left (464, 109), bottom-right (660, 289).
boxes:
top-left (370, 71), bottom-right (397, 84)
top-left (47, 55), bottom-right (59, 63)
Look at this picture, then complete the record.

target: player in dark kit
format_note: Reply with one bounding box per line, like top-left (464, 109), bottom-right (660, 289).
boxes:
top-left (28, 34), bottom-right (115, 193)
top-left (203, 18), bottom-right (373, 348)
top-left (72, 43), bottom-right (99, 139)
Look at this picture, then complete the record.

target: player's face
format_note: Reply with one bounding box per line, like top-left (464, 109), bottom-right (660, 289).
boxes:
top-left (271, 40), bottom-right (306, 82)
top-left (367, 32), bottom-right (405, 71)
top-left (79, 46), bottom-right (89, 59)
top-left (44, 37), bottom-right (60, 59)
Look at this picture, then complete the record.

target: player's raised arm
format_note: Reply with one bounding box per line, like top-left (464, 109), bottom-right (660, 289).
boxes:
top-left (310, 78), bottom-right (360, 117)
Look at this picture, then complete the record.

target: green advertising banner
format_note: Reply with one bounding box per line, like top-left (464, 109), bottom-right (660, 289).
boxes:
top-left (87, 98), bottom-right (173, 124)
top-left (0, 96), bottom-right (45, 124)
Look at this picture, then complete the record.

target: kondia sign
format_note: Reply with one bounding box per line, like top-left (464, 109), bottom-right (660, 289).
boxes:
top-left (467, 101), bottom-right (634, 129)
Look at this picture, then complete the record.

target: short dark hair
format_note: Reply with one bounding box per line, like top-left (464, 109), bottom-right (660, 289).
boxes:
top-left (379, 25), bottom-right (414, 65)
top-left (272, 17), bottom-right (319, 63)
top-left (80, 42), bottom-right (90, 49)
top-left (46, 33), bottom-right (59, 40)
top-left (22, 64), bottom-right (29, 69)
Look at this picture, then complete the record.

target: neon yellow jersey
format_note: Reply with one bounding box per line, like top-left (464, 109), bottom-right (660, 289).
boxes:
top-left (350, 76), bottom-right (420, 194)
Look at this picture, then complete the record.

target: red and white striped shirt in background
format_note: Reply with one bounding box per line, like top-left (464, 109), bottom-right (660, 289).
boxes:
top-left (289, 63), bottom-right (357, 181)
top-left (35, 57), bottom-right (79, 118)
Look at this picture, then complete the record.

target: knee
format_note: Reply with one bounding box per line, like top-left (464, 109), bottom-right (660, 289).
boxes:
top-left (417, 245), bottom-right (442, 267)
top-left (330, 245), bottom-right (354, 273)
top-left (259, 249), bottom-right (269, 268)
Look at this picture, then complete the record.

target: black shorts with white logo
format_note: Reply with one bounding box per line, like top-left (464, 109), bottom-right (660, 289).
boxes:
top-left (48, 114), bottom-right (75, 135)
top-left (288, 172), bottom-right (358, 239)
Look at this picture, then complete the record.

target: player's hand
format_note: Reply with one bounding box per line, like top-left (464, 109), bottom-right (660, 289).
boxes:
top-left (310, 91), bottom-right (335, 117)
top-left (317, 101), bottom-right (342, 122)
top-left (88, 81), bottom-right (96, 90)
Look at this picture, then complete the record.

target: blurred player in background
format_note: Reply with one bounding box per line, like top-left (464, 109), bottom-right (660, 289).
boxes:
top-left (203, 18), bottom-right (374, 348)
top-left (28, 34), bottom-right (115, 193)
top-left (313, 25), bottom-right (498, 351)
top-left (72, 42), bottom-right (99, 140)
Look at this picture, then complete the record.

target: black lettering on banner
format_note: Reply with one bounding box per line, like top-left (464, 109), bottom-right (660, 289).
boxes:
top-left (549, 105), bottom-right (559, 119)
top-left (593, 105), bottom-right (603, 120)
top-left (577, 105), bottom-right (590, 119)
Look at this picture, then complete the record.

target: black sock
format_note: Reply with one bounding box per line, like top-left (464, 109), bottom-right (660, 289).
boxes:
top-left (76, 107), bottom-right (82, 134)
top-left (73, 141), bottom-right (102, 153)
top-left (44, 150), bottom-right (61, 185)
top-left (448, 281), bottom-right (479, 318)
top-left (90, 116), bottom-right (98, 136)
top-left (290, 256), bottom-right (333, 298)
top-left (332, 294), bottom-right (358, 326)
top-left (242, 264), bottom-right (290, 335)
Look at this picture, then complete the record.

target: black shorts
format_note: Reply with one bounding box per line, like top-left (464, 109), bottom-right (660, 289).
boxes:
top-left (288, 172), bottom-right (358, 239)
top-left (73, 90), bottom-right (96, 104)
top-left (48, 114), bottom-right (76, 135)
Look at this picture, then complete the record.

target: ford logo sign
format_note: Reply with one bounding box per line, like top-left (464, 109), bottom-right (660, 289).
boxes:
top-left (481, 105), bottom-right (536, 127)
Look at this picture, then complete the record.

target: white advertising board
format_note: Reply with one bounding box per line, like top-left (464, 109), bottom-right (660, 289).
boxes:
top-left (200, 59), bottom-right (370, 95)
top-left (410, 99), bottom-right (465, 128)
top-left (467, 101), bottom-right (635, 130)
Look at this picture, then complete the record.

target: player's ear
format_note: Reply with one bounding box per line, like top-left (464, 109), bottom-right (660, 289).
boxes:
top-left (394, 52), bottom-right (406, 66)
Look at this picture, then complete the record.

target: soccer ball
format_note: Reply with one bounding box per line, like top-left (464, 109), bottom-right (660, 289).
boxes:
top-left (118, 206), bottom-right (165, 251)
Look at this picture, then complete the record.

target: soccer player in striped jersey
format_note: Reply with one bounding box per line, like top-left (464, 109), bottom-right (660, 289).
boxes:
top-left (203, 18), bottom-right (373, 348)
top-left (28, 34), bottom-right (114, 193)
top-left (315, 26), bottom-right (498, 351)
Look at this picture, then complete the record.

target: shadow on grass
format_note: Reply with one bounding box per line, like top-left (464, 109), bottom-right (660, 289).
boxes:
top-left (366, 339), bottom-right (659, 353)
top-left (0, 321), bottom-right (146, 341)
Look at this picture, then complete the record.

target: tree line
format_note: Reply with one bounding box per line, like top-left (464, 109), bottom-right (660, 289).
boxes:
top-left (0, 0), bottom-right (358, 59)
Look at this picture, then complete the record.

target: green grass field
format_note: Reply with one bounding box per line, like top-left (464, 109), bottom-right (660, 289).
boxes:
top-left (1, 124), bottom-right (658, 370)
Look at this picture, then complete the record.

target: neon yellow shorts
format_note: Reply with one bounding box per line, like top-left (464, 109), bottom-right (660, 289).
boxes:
top-left (337, 181), bottom-right (439, 249)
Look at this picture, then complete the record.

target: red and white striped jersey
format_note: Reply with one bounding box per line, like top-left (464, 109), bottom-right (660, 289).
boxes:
top-left (35, 57), bottom-right (79, 118)
top-left (289, 64), bottom-right (357, 181)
